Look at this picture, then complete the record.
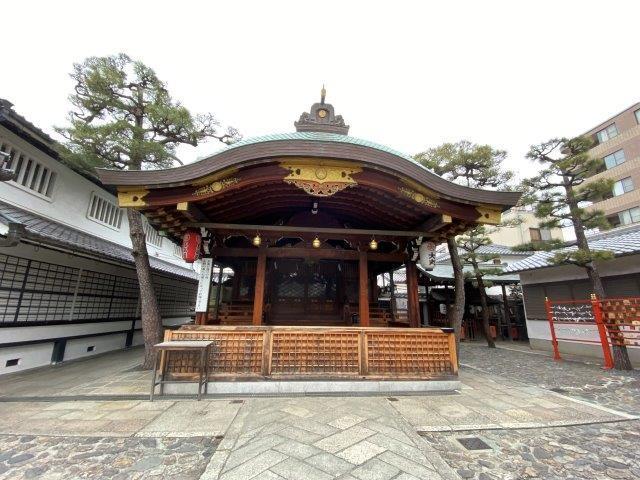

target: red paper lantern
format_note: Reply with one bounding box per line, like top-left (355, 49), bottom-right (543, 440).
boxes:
top-left (182, 229), bottom-right (202, 263)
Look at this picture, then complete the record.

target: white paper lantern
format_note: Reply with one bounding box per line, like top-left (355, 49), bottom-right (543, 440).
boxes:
top-left (418, 241), bottom-right (436, 270)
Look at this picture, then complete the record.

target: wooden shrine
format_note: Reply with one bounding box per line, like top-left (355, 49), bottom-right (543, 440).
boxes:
top-left (99, 90), bottom-right (520, 382)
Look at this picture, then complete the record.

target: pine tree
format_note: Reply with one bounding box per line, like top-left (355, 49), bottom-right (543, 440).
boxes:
top-left (415, 141), bottom-right (515, 348)
top-left (57, 54), bottom-right (239, 368)
top-left (524, 136), bottom-right (631, 370)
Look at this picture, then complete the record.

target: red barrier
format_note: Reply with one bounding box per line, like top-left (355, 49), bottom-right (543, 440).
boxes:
top-left (544, 296), bottom-right (614, 369)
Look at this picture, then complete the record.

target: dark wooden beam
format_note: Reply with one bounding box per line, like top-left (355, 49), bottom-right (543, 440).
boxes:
top-left (176, 202), bottom-right (209, 222)
top-left (210, 247), bottom-right (406, 262)
top-left (413, 214), bottom-right (452, 233)
top-left (192, 222), bottom-right (428, 238)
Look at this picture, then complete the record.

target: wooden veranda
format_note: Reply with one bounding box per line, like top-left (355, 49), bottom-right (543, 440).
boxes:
top-left (99, 91), bottom-right (520, 382)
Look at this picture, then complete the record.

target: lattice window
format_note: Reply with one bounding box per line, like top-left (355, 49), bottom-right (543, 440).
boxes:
top-left (0, 254), bottom-right (30, 322)
top-left (11, 260), bottom-right (79, 323)
top-left (87, 192), bottom-right (123, 229)
top-left (0, 137), bottom-right (56, 199)
top-left (142, 220), bottom-right (163, 247)
top-left (0, 252), bottom-right (195, 324)
top-left (157, 282), bottom-right (197, 317)
top-left (277, 276), bottom-right (305, 298)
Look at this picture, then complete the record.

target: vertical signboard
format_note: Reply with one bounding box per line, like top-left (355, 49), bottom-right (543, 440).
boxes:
top-left (195, 258), bottom-right (213, 312)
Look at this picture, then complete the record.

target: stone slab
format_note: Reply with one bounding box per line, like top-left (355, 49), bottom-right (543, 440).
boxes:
top-left (162, 380), bottom-right (461, 395)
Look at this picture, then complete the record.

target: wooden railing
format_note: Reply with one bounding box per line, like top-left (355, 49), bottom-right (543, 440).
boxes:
top-left (161, 325), bottom-right (458, 380)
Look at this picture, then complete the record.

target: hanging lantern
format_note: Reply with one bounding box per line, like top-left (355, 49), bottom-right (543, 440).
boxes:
top-left (312, 236), bottom-right (321, 248)
top-left (418, 241), bottom-right (436, 270)
top-left (252, 233), bottom-right (261, 247)
top-left (369, 238), bottom-right (378, 250)
top-left (182, 229), bottom-right (202, 263)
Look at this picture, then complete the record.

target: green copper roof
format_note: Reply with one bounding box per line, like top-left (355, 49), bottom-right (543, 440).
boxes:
top-left (217, 131), bottom-right (423, 166)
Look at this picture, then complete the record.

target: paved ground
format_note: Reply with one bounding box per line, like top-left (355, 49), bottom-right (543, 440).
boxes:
top-left (0, 343), bottom-right (638, 479)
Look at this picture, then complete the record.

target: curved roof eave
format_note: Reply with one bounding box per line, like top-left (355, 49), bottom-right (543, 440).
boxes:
top-left (96, 132), bottom-right (522, 208)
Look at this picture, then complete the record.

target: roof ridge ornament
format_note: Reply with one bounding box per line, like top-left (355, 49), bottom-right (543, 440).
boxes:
top-left (294, 86), bottom-right (349, 135)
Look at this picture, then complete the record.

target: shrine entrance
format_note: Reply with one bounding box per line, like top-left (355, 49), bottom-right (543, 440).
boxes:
top-left (267, 259), bottom-right (347, 326)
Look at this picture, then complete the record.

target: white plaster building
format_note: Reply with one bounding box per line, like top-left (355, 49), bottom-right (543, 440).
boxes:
top-left (0, 99), bottom-right (198, 375)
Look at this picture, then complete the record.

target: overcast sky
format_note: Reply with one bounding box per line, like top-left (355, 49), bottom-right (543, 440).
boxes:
top-left (3, 1), bottom-right (639, 181)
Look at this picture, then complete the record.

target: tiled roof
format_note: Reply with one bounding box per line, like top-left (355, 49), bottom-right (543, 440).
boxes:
top-left (435, 244), bottom-right (533, 263)
top-left (504, 223), bottom-right (640, 273)
top-left (417, 264), bottom-right (521, 284)
top-left (0, 201), bottom-right (197, 280)
top-left (204, 131), bottom-right (433, 171)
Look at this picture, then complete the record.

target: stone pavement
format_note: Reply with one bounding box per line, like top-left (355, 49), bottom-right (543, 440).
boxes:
top-left (459, 342), bottom-right (640, 415)
top-left (0, 344), bottom-right (639, 479)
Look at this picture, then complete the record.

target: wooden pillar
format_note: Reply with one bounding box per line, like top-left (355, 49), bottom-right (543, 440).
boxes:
top-left (212, 264), bottom-right (224, 323)
top-left (389, 269), bottom-right (397, 319)
top-left (359, 251), bottom-right (370, 327)
top-left (406, 260), bottom-right (420, 328)
top-left (252, 246), bottom-right (267, 325)
top-left (501, 283), bottom-right (511, 340)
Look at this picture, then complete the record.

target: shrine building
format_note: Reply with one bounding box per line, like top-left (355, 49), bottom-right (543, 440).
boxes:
top-left (98, 91), bottom-right (521, 392)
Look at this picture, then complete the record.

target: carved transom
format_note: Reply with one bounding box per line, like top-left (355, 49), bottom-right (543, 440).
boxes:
top-left (281, 162), bottom-right (361, 197)
top-left (398, 186), bottom-right (439, 209)
top-left (194, 177), bottom-right (240, 196)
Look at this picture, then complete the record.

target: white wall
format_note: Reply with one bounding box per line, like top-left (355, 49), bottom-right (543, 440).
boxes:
top-left (0, 125), bottom-right (190, 267)
top-left (0, 344), bottom-right (54, 374)
top-left (0, 244), bottom-right (194, 376)
top-left (64, 333), bottom-right (128, 361)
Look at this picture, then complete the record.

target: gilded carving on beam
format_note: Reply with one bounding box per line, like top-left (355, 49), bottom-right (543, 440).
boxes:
top-left (475, 206), bottom-right (502, 225)
top-left (398, 186), bottom-right (439, 209)
top-left (280, 161), bottom-right (361, 197)
top-left (117, 189), bottom-right (149, 208)
top-left (194, 177), bottom-right (240, 196)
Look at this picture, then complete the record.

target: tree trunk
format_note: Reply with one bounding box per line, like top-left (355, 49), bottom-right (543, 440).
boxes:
top-left (127, 208), bottom-right (163, 369)
top-left (566, 182), bottom-right (632, 370)
top-left (474, 266), bottom-right (495, 348)
top-left (446, 237), bottom-right (465, 357)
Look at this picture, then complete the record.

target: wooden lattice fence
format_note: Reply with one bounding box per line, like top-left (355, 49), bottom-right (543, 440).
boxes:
top-left (161, 325), bottom-right (458, 380)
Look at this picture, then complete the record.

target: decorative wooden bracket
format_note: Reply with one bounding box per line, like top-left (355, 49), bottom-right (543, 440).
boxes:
top-left (475, 206), bottom-right (502, 225)
top-left (117, 189), bottom-right (149, 208)
top-left (280, 160), bottom-right (361, 197)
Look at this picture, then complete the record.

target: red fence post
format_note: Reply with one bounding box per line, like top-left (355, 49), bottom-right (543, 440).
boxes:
top-left (545, 297), bottom-right (561, 361)
top-left (591, 294), bottom-right (614, 370)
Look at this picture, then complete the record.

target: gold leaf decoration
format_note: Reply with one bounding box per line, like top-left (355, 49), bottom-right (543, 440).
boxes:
top-left (194, 177), bottom-right (240, 196)
top-left (398, 186), bottom-right (439, 209)
top-left (281, 161), bottom-right (361, 197)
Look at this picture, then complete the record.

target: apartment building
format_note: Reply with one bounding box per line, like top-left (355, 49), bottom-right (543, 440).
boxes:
top-left (582, 102), bottom-right (640, 227)
top-left (487, 207), bottom-right (563, 247)
top-left (0, 99), bottom-right (198, 374)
